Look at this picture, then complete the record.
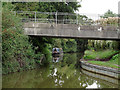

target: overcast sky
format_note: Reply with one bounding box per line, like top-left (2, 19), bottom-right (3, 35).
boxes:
top-left (76, 0), bottom-right (120, 20)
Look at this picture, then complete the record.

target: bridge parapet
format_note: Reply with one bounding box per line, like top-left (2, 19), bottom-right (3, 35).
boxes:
top-left (23, 22), bottom-right (118, 31)
top-left (15, 11), bottom-right (119, 39)
top-left (23, 23), bottom-right (120, 40)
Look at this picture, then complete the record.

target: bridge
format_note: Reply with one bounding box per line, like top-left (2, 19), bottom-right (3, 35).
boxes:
top-left (16, 11), bottom-right (120, 40)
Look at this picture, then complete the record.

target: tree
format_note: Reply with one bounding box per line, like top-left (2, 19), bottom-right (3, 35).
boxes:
top-left (12, 2), bottom-right (81, 20)
top-left (100, 10), bottom-right (117, 18)
top-left (96, 10), bottom-right (118, 26)
top-left (75, 39), bottom-right (88, 52)
top-left (12, 2), bottom-right (82, 53)
top-left (12, 2), bottom-right (81, 13)
top-left (2, 3), bottom-right (38, 74)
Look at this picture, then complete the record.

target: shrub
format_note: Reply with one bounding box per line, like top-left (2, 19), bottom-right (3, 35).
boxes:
top-left (2, 3), bottom-right (37, 74)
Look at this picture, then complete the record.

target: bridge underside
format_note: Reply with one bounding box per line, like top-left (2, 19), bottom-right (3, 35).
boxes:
top-left (27, 35), bottom-right (119, 40)
top-left (24, 23), bottom-right (120, 40)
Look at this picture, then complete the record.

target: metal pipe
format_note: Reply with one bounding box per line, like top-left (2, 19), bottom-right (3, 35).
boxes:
top-left (76, 14), bottom-right (78, 24)
top-left (56, 12), bottom-right (57, 25)
top-left (35, 12), bottom-right (36, 23)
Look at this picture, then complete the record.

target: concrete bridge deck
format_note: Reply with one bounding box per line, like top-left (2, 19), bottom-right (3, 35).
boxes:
top-left (23, 23), bottom-right (120, 40)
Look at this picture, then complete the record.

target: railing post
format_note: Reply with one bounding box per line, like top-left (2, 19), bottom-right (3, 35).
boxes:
top-left (76, 14), bottom-right (78, 24)
top-left (35, 12), bottom-right (36, 23)
top-left (14, 11), bottom-right (16, 16)
top-left (55, 12), bottom-right (57, 25)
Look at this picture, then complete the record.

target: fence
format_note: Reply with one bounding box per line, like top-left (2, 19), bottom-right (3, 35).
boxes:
top-left (14, 11), bottom-right (120, 26)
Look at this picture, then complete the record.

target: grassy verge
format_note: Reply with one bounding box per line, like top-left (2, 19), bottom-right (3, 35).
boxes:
top-left (83, 50), bottom-right (120, 69)
top-left (83, 50), bottom-right (119, 59)
top-left (87, 61), bottom-right (119, 69)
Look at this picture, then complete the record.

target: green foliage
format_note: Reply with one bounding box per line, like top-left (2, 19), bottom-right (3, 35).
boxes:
top-left (13, 2), bottom-right (81, 13)
top-left (87, 61), bottom-right (119, 69)
top-left (83, 49), bottom-right (120, 69)
top-left (2, 2), bottom-right (83, 74)
top-left (100, 10), bottom-right (117, 18)
top-left (75, 39), bottom-right (88, 52)
top-left (2, 3), bottom-right (39, 74)
top-left (83, 55), bottom-right (95, 59)
top-left (52, 38), bottom-right (62, 48)
top-left (12, 2), bottom-right (81, 20)
top-left (78, 15), bottom-right (94, 25)
top-left (29, 37), bottom-right (53, 66)
top-left (51, 38), bottom-right (88, 53)
top-left (97, 10), bottom-right (118, 26)
top-left (83, 50), bottom-right (119, 59)
top-left (12, 1), bottom-right (82, 62)
top-left (109, 53), bottom-right (119, 65)
top-left (112, 54), bottom-right (118, 60)
top-left (86, 52), bottom-right (120, 69)
top-left (87, 40), bottom-right (120, 51)
top-left (51, 38), bottom-right (77, 53)
top-left (12, 2), bottom-right (85, 54)
top-left (61, 39), bottom-right (77, 53)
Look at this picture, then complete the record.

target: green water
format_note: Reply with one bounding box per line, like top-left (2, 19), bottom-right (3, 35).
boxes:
top-left (2, 53), bottom-right (119, 88)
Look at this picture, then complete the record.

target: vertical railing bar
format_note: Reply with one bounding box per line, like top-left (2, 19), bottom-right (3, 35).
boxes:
top-left (35, 12), bottom-right (36, 23)
top-left (14, 11), bottom-right (16, 16)
top-left (76, 14), bottom-right (78, 24)
top-left (56, 11), bottom-right (57, 25)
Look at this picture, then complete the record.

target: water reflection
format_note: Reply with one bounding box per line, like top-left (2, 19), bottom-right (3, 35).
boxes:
top-left (52, 55), bottom-right (63, 63)
top-left (2, 53), bottom-right (119, 88)
top-left (86, 81), bottom-right (100, 89)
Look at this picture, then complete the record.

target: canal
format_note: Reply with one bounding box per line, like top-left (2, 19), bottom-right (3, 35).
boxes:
top-left (2, 53), bottom-right (119, 88)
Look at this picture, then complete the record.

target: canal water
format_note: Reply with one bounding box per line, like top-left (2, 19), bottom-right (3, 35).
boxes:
top-left (2, 53), bottom-right (119, 88)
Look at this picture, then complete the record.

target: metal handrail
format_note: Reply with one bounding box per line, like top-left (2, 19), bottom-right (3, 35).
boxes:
top-left (15, 11), bottom-right (119, 26)
top-left (21, 18), bottom-right (78, 24)
top-left (15, 11), bottom-right (76, 15)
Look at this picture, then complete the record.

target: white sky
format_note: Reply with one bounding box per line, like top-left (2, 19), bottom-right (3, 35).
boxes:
top-left (76, 0), bottom-right (120, 20)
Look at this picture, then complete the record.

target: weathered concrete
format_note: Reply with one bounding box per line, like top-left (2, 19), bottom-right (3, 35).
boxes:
top-left (80, 61), bottom-right (120, 79)
top-left (23, 23), bottom-right (120, 40)
top-left (81, 69), bottom-right (119, 87)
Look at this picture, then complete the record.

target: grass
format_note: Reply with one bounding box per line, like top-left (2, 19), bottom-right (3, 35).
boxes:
top-left (85, 52), bottom-right (120, 69)
top-left (87, 61), bottom-right (119, 69)
top-left (83, 49), bottom-right (119, 59)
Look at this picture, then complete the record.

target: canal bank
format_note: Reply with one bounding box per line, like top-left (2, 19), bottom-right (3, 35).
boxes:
top-left (81, 69), bottom-right (119, 88)
top-left (80, 60), bottom-right (120, 79)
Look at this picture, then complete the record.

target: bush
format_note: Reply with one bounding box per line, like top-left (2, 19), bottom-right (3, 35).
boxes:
top-left (83, 55), bottom-right (95, 59)
top-left (2, 3), bottom-right (37, 74)
top-left (83, 50), bottom-right (119, 60)
top-left (111, 54), bottom-right (119, 61)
